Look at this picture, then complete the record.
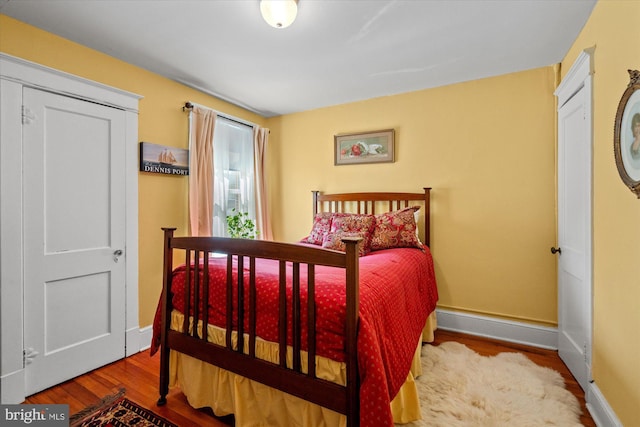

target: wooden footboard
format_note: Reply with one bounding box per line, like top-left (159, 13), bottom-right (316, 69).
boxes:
top-left (157, 229), bottom-right (363, 425)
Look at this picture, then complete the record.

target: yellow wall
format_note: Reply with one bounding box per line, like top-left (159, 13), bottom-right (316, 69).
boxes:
top-left (0, 14), bottom-right (267, 327)
top-left (560, 1), bottom-right (640, 424)
top-left (267, 68), bottom-right (558, 326)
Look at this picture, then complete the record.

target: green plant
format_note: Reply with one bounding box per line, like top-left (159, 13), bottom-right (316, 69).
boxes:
top-left (226, 209), bottom-right (258, 239)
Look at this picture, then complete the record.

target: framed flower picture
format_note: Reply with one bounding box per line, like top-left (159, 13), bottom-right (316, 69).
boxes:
top-left (613, 69), bottom-right (640, 198)
top-left (334, 129), bottom-right (394, 165)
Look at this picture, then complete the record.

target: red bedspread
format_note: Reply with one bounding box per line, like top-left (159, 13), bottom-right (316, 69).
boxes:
top-left (151, 245), bottom-right (438, 427)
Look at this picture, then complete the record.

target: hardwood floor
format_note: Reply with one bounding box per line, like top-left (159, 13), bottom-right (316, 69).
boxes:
top-left (25, 329), bottom-right (596, 426)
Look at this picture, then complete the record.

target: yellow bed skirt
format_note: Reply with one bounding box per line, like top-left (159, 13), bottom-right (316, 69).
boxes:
top-left (169, 311), bottom-right (437, 426)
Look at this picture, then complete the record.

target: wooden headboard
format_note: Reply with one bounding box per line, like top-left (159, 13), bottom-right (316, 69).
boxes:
top-left (312, 188), bottom-right (432, 246)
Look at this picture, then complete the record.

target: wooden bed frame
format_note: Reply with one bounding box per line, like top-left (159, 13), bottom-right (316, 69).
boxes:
top-left (156, 188), bottom-right (432, 426)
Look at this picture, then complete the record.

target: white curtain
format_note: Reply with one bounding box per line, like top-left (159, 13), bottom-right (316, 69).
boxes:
top-left (254, 126), bottom-right (273, 240)
top-left (188, 106), bottom-right (271, 239)
top-left (212, 117), bottom-right (256, 237)
top-left (188, 107), bottom-right (216, 237)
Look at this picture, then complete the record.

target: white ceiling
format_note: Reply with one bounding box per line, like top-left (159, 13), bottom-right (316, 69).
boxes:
top-left (0, 0), bottom-right (596, 117)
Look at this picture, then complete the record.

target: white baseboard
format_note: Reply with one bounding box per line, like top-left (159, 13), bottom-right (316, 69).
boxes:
top-left (126, 326), bottom-right (140, 356)
top-left (435, 308), bottom-right (558, 350)
top-left (138, 325), bottom-right (153, 352)
top-left (587, 382), bottom-right (623, 427)
top-left (126, 325), bottom-right (153, 355)
top-left (0, 369), bottom-right (25, 404)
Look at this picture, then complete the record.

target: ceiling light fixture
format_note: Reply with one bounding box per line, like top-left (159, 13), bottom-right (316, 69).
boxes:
top-left (260, 0), bottom-right (298, 29)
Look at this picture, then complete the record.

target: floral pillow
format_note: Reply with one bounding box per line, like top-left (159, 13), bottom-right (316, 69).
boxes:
top-left (328, 213), bottom-right (376, 255)
top-left (301, 212), bottom-right (333, 245)
top-left (370, 206), bottom-right (423, 251)
top-left (322, 231), bottom-right (368, 256)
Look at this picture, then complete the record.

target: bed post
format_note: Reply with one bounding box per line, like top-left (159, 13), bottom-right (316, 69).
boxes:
top-left (312, 190), bottom-right (320, 217)
top-left (423, 187), bottom-right (432, 247)
top-left (343, 237), bottom-right (361, 426)
top-left (157, 227), bottom-right (176, 406)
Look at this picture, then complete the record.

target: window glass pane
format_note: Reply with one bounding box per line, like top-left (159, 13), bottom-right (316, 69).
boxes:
top-left (212, 117), bottom-right (255, 237)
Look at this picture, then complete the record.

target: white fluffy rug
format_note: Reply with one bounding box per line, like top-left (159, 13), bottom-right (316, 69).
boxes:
top-left (401, 341), bottom-right (583, 426)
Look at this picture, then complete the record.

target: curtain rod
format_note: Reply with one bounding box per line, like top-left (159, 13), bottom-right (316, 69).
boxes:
top-left (183, 101), bottom-right (256, 129)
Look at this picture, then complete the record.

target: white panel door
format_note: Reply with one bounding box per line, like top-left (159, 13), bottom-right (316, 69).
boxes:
top-left (557, 83), bottom-right (592, 392)
top-left (23, 87), bottom-right (126, 396)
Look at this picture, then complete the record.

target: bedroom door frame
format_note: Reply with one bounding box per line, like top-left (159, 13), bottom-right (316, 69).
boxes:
top-left (0, 53), bottom-right (142, 403)
top-left (554, 48), bottom-right (594, 392)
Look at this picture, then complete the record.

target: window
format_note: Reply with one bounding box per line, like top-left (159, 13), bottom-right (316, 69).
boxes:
top-left (212, 116), bottom-right (255, 237)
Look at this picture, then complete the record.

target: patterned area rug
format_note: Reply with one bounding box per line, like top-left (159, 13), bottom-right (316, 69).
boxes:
top-left (401, 341), bottom-right (583, 427)
top-left (70, 389), bottom-right (177, 427)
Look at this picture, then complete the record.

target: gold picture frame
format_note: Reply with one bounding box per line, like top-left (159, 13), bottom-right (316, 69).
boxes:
top-left (613, 69), bottom-right (640, 198)
top-left (334, 129), bottom-right (394, 165)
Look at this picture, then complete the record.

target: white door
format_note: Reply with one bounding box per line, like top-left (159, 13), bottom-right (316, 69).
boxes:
top-left (556, 79), bottom-right (592, 392)
top-left (22, 88), bottom-right (127, 395)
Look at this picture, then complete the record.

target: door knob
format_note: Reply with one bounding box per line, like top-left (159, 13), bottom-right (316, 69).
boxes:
top-left (113, 249), bottom-right (123, 262)
top-left (550, 247), bottom-right (562, 255)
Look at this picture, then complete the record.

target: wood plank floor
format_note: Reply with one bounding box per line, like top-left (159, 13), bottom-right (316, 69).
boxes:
top-left (25, 329), bottom-right (596, 426)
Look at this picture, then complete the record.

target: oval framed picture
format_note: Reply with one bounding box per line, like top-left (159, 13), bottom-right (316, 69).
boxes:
top-left (613, 69), bottom-right (640, 198)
